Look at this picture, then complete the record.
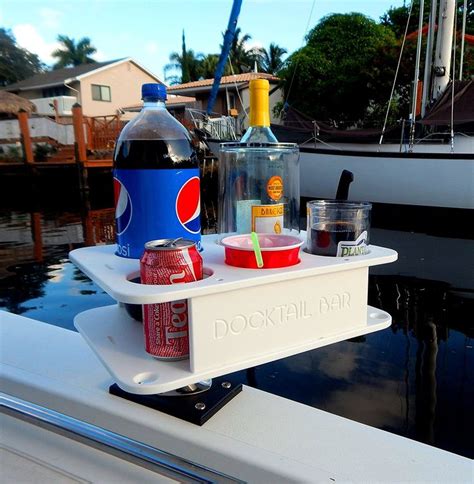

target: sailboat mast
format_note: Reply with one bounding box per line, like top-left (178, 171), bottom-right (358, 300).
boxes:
top-left (206, 0), bottom-right (243, 115)
top-left (421, 0), bottom-right (438, 116)
top-left (409, 0), bottom-right (425, 150)
top-left (432, 0), bottom-right (456, 100)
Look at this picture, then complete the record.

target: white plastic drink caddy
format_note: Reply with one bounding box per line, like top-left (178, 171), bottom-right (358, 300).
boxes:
top-left (70, 233), bottom-right (397, 394)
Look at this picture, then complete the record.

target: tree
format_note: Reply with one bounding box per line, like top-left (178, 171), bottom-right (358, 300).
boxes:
top-left (180, 30), bottom-right (191, 83)
top-left (52, 35), bottom-right (97, 69)
top-left (380, 2), bottom-right (426, 39)
top-left (255, 43), bottom-right (287, 74)
top-left (164, 31), bottom-right (204, 84)
top-left (226, 28), bottom-right (256, 73)
top-left (199, 54), bottom-right (219, 79)
top-left (0, 28), bottom-right (44, 86)
top-left (382, 0), bottom-right (474, 81)
top-left (279, 13), bottom-right (398, 126)
top-left (164, 49), bottom-right (204, 84)
top-left (382, 1), bottom-right (474, 37)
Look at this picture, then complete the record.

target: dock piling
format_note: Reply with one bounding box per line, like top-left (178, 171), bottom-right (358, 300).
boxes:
top-left (17, 110), bottom-right (34, 165)
top-left (72, 103), bottom-right (90, 196)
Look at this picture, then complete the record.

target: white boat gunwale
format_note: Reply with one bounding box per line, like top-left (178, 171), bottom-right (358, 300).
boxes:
top-left (1, 311), bottom-right (472, 482)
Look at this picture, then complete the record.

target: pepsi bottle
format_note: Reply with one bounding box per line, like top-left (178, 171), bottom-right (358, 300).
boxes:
top-left (113, 83), bottom-right (201, 258)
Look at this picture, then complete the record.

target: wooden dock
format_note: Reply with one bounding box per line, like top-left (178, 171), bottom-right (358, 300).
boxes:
top-left (0, 105), bottom-right (114, 192)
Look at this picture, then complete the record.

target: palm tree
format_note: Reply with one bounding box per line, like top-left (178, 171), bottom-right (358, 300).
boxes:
top-left (52, 35), bottom-right (97, 69)
top-left (164, 49), bottom-right (204, 84)
top-left (257, 43), bottom-right (287, 75)
top-left (226, 28), bottom-right (255, 73)
top-left (199, 54), bottom-right (219, 79)
top-left (164, 31), bottom-right (204, 84)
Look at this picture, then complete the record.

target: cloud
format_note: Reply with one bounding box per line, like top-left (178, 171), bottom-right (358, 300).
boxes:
top-left (39, 7), bottom-right (62, 29)
top-left (12, 24), bottom-right (60, 64)
top-left (322, 380), bottom-right (405, 430)
top-left (94, 49), bottom-right (107, 62)
top-left (145, 42), bottom-right (159, 55)
top-left (245, 39), bottom-right (264, 52)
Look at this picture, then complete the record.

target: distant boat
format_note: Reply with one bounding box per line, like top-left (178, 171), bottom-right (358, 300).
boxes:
top-left (205, 126), bottom-right (474, 210)
top-left (270, 81), bottom-right (474, 210)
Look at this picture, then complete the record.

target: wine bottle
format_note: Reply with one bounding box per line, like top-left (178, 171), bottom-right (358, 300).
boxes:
top-left (241, 79), bottom-right (278, 143)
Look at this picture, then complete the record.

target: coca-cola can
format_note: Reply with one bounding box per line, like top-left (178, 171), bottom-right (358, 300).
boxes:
top-left (140, 238), bottom-right (203, 360)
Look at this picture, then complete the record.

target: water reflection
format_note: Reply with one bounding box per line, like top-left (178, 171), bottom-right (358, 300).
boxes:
top-left (239, 275), bottom-right (473, 458)
top-left (0, 201), bottom-right (472, 458)
top-left (0, 208), bottom-right (115, 329)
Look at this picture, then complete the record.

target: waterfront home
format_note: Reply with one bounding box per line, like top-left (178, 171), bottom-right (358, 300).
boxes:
top-left (4, 58), bottom-right (162, 118)
top-left (168, 72), bottom-right (283, 131)
top-left (121, 95), bottom-right (198, 126)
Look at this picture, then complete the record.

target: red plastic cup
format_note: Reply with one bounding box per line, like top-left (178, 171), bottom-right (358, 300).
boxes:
top-left (221, 234), bottom-right (303, 269)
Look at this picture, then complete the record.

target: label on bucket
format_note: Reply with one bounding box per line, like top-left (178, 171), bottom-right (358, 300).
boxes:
top-left (251, 204), bottom-right (284, 234)
top-left (336, 231), bottom-right (369, 257)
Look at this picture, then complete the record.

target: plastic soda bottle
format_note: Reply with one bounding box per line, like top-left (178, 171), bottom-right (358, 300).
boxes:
top-left (113, 83), bottom-right (201, 258)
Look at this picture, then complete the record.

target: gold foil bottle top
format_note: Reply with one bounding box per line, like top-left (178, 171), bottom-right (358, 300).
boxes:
top-left (249, 79), bottom-right (270, 127)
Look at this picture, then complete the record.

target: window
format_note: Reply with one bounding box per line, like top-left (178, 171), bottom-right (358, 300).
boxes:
top-left (228, 92), bottom-right (236, 110)
top-left (91, 84), bottom-right (111, 102)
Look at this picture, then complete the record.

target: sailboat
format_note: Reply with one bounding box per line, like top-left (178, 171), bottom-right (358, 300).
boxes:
top-left (205, 0), bottom-right (474, 210)
top-left (285, 0), bottom-right (473, 210)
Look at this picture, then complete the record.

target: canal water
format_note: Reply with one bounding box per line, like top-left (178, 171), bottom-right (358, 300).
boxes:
top-left (0, 182), bottom-right (472, 459)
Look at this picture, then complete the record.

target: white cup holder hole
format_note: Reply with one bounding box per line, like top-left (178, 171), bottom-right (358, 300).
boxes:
top-left (203, 267), bottom-right (214, 278)
top-left (133, 372), bottom-right (160, 385)
top-left (369, 312), bottom-right (387, 320)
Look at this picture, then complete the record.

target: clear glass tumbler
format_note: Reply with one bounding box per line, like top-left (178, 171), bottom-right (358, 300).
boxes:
top-left (306, 200), bottom-right (372, 257)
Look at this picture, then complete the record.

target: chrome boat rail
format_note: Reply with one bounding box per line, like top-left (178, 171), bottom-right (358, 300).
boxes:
top-left (0, 392), bottom-right (243, 484)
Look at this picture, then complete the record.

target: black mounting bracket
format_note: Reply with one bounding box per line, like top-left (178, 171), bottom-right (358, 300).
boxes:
top-left (109, 375), bottom-right (243, 426)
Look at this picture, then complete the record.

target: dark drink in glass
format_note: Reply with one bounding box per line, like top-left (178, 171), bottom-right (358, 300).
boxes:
top-left (306, 201), bottom-right (371, 257)
top-left (310, 221), bottom-right (357, 256)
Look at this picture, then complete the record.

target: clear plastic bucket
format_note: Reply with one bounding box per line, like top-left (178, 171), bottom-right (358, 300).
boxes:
top-left (218, 143), bottom-right (300, 239)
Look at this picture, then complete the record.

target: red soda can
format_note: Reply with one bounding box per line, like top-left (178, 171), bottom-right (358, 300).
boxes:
top-left (140, 238), bottom-right (203, 360)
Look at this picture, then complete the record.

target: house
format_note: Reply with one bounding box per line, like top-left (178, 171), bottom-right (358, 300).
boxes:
top-left (121, 95), bottom-right (198, 121)
top-left (4, 58), bottom-right (162, 118)
top-left (167, 72), bottom-right (283, 132)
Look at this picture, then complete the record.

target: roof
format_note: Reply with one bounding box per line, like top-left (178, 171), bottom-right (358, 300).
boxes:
top-left (0, 91), bottom-right (36, 114)
top-left (166, 95), bottom-right (196, 105)
top-left (4, 58), bottom-right (162, 92)
top-left (122, 95), bottom-right (196, 112)
top-left (168, 72), bottom-right (279, 94)
top-left (4, 60), bottom-right (121, 91)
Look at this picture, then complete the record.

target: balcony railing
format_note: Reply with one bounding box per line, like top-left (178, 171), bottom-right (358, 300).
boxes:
top-left (31, 96), bottom-right (77, 116)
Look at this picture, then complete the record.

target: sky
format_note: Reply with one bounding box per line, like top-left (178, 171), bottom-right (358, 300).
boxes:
top-left (2, 0), bottom-right (406, 82)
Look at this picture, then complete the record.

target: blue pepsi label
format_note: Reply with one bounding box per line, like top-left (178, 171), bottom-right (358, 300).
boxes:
top-left (114, 168), bottom-right (201, 258)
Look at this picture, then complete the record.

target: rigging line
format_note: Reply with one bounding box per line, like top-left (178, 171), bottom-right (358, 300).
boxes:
top-left (459, 0), bottom-right (467, 80)
top-left (450, 2), bottom-right (457, 153)
top-left (227, 55), bottom-right (249, 122)
top-left (379, 0), bottom-right (415, 145)
top-left (283, 0), bottom-right (317, 107)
